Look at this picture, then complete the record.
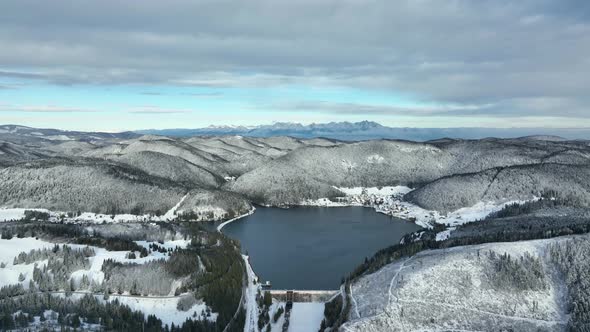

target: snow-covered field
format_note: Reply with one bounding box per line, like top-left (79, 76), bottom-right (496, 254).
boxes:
top-left (343, 237), bottom-right (570, 332)
top-left (302, 186), bottom-right (537, 234)
top-left (336, 186), bottom-right (413, 197)
top-left (0, 194), bottom-right (189, 224)
top-left (0, 208), bottom-right (53, 222)
top-left (0, 237), bottom-right (56, 288)
top-left (288, 302), bottom-right (325, 332)
top-left (268, 301), bottom-right (286, 332)
top-left (0, 237), bottom-right (190, 288)
top-left (70, 239), bottom-right (190, 287)
top-left (0, 237), bottom-right (211, 326)
top-left (379, 197), bottom-right (538, 229)
top-left (103, 295), bottom-right (216, 327)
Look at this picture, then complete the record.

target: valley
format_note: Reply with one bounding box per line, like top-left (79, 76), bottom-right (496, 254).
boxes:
top-left (1, 124), bottom-right (590, 331)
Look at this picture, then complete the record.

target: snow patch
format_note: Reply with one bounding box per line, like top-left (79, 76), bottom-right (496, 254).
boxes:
top-left (336, 186), bottom-right (412, 197)
top-left (288, 302), bottom-right (325, 332)
top-left (106, 295), bottom-right (216, 326)
top-left (0, 238), bottom-right (189, 287)
top-left (0, 193), bottom-right (191, 224)
top-left (302, 186), bottom-right (536, 229)
top-left (344, 237), bottom-right (570, 331)
top-left (0, 237), bottom-right (56, 287)
top-left (366, 154), bottom-right (385, 164)
top-left (435, 228), bottom-right (455, 241)
top-left (0, 208), bottom-right (52, 222)
top-left (216, 206), bottom-right (256, 232)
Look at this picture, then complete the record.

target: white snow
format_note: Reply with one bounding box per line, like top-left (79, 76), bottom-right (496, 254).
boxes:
top-left (343, 237), bottom-right (570, 331)
top-left (161, 193), bottom-right (188, 220)
top-left (336, 186), bottom-right (413, 197)
top-left (0, 237), bottom-right (214, 327)
top-left (0, 237), bottom-right (56, 287)
top-left (0, 193), bottom-right (191, 224)
top-left (43, 135), bottom-right (73, 141)
top-left (106, 295), bottom-right (216, 327)
top-left (288, 302), bottom-right (325, 332)
top-left (0, 237), bottom-right (189, 287)
top-left (135, 239), bottom-right (190, 251)
top-left (269, 301), bottom-right (286, 332)
top-left (377, 197), bottom-right (538, 228)
top-left (0, 208), bottom-right (52, 222)
top-left (435, 228), bottom-right (455, 241)
top-left (243, 254), bottom-right (261, 332)
top-left (366, 154), bottom-right (385, 164)
top-left (341, 159), bottom-right (357, 171)
top-left (70, 240), bottom-right (188, 286)
top-left (306, 186), bottom-right (539, 229)
top-left (216, 207), bottom-right (256, 232)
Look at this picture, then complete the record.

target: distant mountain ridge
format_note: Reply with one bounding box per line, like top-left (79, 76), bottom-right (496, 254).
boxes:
top-left (137, 121), bottom-right (590, 141)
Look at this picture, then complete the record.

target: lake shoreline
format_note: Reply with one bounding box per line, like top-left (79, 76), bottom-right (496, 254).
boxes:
top-left (216, 206), bottom-right (257, 232)
top-left (221, 205), bottom-right (421, 290)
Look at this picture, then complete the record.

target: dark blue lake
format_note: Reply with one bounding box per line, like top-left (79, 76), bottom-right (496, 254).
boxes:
top-left (222, 206), bottom-right (422, 290)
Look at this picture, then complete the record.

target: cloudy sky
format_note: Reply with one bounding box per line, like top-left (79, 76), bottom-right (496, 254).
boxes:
top-left (0, 0), bottom-right (589, 131)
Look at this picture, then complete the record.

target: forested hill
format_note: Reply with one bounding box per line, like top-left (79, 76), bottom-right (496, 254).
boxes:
top-left (1, 125), bottom-right (590, 217)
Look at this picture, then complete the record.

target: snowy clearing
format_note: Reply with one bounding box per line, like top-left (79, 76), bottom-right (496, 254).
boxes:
top-left (335, 186), bottom-right (413, 197)
top-left (0, 237), bottom-right (56, 288)
top-left (288, 302), bottom-right (325, 332)
top-left (343, 237), bottom-right (571, 332)
top-left (105, 295), bottom-right (216, 327)
top-left (0, 237), bottom-right (212, 326)
top-left (377, 197), bottom-right (538, 229)
top-left (301, 186), bottom-right (538, 231)
top-left (0, 237), bottom-right (189, 287)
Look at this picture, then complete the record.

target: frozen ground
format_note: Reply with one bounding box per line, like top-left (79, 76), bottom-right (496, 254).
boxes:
top-left (302, 186), bottom-right (537, 232)
top-left (0, 237), bottom-right (56, 288)
top-left (243, 254), bottom-right (261, 332)
top-left (0, 237), bottom-right (190, 288)
top-left (288, 302), bottom-right (325, 332)
top-left (0, 193), bottom-right (186, 224)
top-left (104, 295), bottom-right (216, 327)
top-left (343, 238), bottom-right (571, 332)
top-left (0, 237), bottom-right (208, 326)
top-left (336, 186), bottom-right (413, 197)
top-left (0, 207), bottom-right (53, 222)
top-left (0, 237), bottom-right (169, 290)
top-left (70, 239), bottom-right (190, 288)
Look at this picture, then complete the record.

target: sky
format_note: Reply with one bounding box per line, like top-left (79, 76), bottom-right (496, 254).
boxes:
top-left (0, 0), bottom-right (589, 131)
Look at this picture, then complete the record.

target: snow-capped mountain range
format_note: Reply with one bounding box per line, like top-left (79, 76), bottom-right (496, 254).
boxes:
top-left (137, 121), bottom-right (590, 141)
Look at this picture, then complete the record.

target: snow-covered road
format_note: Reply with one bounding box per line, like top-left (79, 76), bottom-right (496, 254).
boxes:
top-left (243, 255), bottom-right (260, 332)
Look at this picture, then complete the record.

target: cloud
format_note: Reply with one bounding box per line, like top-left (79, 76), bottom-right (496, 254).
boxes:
top-left (272, 96), bottom-right (590, 119)
top-left (0, 104), bottom-right (193, 115)
top-left (0, 84), bottom-right (17, 90)
top-left (126, 106), bottom-right (192, 114)
top-left (0, 70), bottom-right (46, 80)
top-left (182, 91), bottom-right (223, 97)
top-left (0, 0), bottom-right (589, 120)
top-left (273, 100), bottom-right (496, 117)
top-left (139, 91), bottom-right (164, 96)
top-left (0, 104), bottom-right (101, 113)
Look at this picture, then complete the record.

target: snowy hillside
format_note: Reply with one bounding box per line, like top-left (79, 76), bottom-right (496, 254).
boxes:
top-left (1, 125), bottom-right (590, 226)
top-left (342, 236), bottom-right (574, 332)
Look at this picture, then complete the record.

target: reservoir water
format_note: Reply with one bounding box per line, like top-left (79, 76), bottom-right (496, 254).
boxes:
top-left (222, 206), bottom-right (422, 290)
